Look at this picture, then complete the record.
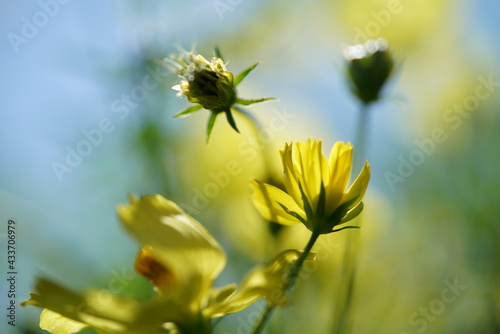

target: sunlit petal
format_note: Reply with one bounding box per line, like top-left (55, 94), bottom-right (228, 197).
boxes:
top-left (39, 309), bottom-right (88, 334)
top-left (343, 161), bottom-right (371, 210)
top-left (205, 250), bottom-right (316, 317)
top-left (250, 180), bottom-right (304, 225)
top-left (116, 195), bottom-right (226, 309)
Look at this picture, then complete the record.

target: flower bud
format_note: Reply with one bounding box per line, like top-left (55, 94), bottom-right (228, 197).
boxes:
top-left (170, 52), bottom-right (236, 112)
top-left (344, 38), bottom-right (394, 105)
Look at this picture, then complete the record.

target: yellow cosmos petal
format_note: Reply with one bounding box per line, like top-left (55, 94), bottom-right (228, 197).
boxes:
top-left (342, 161), bottom-right (371, 210)
top-left (205, 249), bottom-right (316, 318)
top-left (311, 140), bottom-right (330, 207)
top-left (117, 195), bottom-right (226, 309)
top-left (326, 142), bottom-right (353, 214)
top-left (40, 309), bottom-right (88, 334)
top-left (293, 140), bottom-right (330, 210)
top-left (203, 284), bottom-right (238, 318)
top-left (21, 278), bottom-right (170, 334)
top-left (250, 180), bottom-right (305, 225)
top-left (316, 140), bottom-right (330, 184)
top-left (281, 143), bottom-right (302, 206)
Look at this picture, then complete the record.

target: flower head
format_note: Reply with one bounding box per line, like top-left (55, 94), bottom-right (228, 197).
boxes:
top-left (344, 38), bottom-right (394, 105)
top-left (251, 140), bottom-right (370, 234)
top-left (22, 195), bottom-right (308, 334)
top-left (170, 52), bottom-right (236, 112)
top-left (163, 48), bottom-right (275, 141)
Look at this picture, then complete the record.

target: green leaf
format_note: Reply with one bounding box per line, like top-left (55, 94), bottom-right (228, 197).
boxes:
top-left (174, 104), bottom-right (204, 118)
top-left (224, 110), bottom-right (240, 133)
top-left (214, 46), bottom-right (224, 62)
top-left (234, 62), bottom-right (260, 86)
top-left (206, 112), bottom-right (218, 143)
top-left (277, 202), bottom-right (307, 225)
top-left (236, 97), bottom-right (277, 106)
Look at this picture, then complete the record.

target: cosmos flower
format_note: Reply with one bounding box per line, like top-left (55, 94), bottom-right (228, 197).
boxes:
top-left (251, 140), bottom-right (370, 234)
top-left (22, 195), bottom-right (309, 334)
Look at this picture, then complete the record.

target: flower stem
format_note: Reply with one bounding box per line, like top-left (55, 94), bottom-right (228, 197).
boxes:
top-left (250, 303), bottom-right (274, 334)
top-left (251, 230), bottom-right (321, 334)
top-left (331, 102), bottom-right (370, 334)
top-left (232, 106), bottom-right (273, 174)
top-left (353, 102), bottom-right (370, 175)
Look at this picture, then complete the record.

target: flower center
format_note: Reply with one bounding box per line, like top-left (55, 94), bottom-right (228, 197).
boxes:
top-left (135, 246), bottom-right (175, 291)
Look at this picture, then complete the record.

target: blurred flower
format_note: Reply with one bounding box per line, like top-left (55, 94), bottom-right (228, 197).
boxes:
top-left (22, 195), bottom-right (308, 334)
top-left (163, 48), bottom-right (275, 141)
top-left (251, 140), bottom-right (370, 234)
top-left (344, 38), bottom-right (394, 105)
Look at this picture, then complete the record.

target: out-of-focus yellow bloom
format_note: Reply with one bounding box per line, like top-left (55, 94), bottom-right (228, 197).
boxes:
top-left (22, 195), bottom-right (309, 334)
top-left (251, 140), bottom-right (370, 234)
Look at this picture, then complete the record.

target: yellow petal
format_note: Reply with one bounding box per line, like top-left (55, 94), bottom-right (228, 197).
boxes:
top-left (294, 140), bottom-right (316, 202)
top-left (342, 161), bottom-right (371, 209)
top-left (40, 309), bottom-right (88, 334)
top-left (297, 140), bottom-right (329, 210)
top-left (206, 249), bottom-right (316, 317)
top-left (326, 142), bottom-right (353, 214)
top-left (281, 142), bottom-right (303, 207)
top-left (117, 195), bottom-right (226, 308)
top-left (250, 180), bottom-right (304, 225)
top-left (21, 278), bottom-right (166, 334)
top-left (203, 284), bottom-right (238, 318)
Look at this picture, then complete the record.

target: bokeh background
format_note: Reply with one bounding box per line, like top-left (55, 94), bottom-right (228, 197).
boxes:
top-left (1, 1), bottom-right (499, 333)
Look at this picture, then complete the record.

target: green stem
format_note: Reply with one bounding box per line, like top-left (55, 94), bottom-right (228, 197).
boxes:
top-left (353, 102), bottom-right (370, 175)
top-left (331, 102), bottom-right (370, 334)
top-left (250, 303), bottom-right (275, 334)
top-left (232, 106), bottom-right (273, 175)
top-left (251, 230), bottom-right (321, 334)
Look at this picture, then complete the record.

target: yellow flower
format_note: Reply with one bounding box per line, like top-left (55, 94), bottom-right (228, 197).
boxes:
top-left (251, 140), bottom-right (370, 234)
top-left (22, 195), bottom-right (309, 334)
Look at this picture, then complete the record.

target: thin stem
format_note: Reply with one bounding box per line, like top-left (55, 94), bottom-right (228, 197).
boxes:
top-left (251, 230), bottom-right (321, 334)
top-left (251, 303), bottom-right (275, 334)
top-left (232, 106), bottom-right (273, 174)
top-left (353, 102), bottom-right (370, 175)
top-left (331, 102), bottom-right (370, 334)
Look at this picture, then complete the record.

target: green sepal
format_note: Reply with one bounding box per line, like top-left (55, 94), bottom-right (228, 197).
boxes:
top-left (331, 226), bottom-right (361, 234)
top-left (277, 202), bottom-right (307, 225)
top-left (234, 62), bottom-right (259, 86)
top-left (298, 182), bottom-right (313, 221)
top-left (206, 112), bottom-right (218, 143)
top-left (340, 202), bottom-right (364, 224)
top-left (236, 97), bottom-right (277, 106)
top-left (174, 104), bottom-right (204, 118)
top-left (224, 109), bottom-right (240, 133)
top-left (325, 196), bottom-right (359, 230)
top-left (316, 182), bottom-right (326, 218)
